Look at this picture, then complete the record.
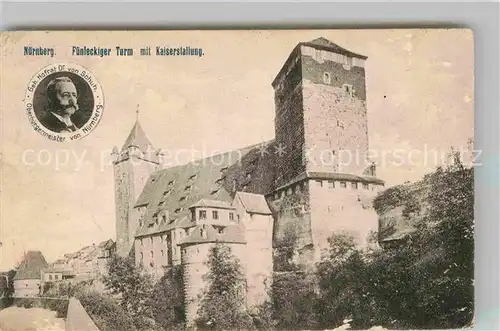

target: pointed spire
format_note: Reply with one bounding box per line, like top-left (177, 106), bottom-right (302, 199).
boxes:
top-left (121, 106), bottom-right (154, 153)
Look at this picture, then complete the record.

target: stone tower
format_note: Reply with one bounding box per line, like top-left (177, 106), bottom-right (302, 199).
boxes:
top-left (113, 119), bottom-right (160, 257)
top-left (272, 37), bottom-right (371, 186)
top-left (270, 38), bottom-right (384, 268)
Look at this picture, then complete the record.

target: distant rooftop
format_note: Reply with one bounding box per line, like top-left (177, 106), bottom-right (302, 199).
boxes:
top-left (13, 251), bottom-right (48, 281)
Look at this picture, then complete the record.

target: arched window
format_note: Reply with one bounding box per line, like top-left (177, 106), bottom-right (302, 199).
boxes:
top-left (323, 72), bottom-right (331, 84)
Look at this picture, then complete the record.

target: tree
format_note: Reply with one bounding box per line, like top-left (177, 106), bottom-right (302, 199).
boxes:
top-left (102, 254), bottom-right (155, 329)
top-left (365, 151), bottom-right (474, 329)
top-left (149, 265), bottom-right (186, 329)
top-left (196, 243), bottom-right (254, 330)
top-left (270, 271), bottom-right (318, 330)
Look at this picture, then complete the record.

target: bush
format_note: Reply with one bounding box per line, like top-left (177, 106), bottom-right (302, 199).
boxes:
top-left (77, 290), bottom-right (137, 331)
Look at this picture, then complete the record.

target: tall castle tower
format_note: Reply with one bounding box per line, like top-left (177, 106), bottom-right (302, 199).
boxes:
top-left (272, 37), bottom-right (370, 185)
top-left (270, 38), bottom-right (384, 267)
top-left (112, 118), bottom-right (160, 257)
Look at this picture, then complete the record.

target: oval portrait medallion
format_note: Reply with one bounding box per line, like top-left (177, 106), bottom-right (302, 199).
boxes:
top-left (24, 63), bottom-right (104, 142)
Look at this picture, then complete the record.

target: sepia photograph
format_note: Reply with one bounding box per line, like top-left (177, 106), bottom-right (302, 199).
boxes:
top-left (0, 29), bottom-right (474, 331)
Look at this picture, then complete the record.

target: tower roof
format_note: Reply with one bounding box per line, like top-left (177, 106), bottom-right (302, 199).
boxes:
top-left (13, 251), bottom-right (48, 280)
top-left (121, 119), bottom-right (154, 152)
top-left (301, 37), bottom-right (368, 60)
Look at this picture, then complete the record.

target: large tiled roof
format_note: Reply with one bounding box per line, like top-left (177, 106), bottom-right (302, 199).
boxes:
top-left (178, 224), bottom-right (246, 246)
top-left (134, 141), bottom-right (276, 237)
top-left (121, 120), bottom-right (154, 152)
top-left (234, 192), bottom-right (272, 215)
top-left (13, 251), bottom-right (48, 280)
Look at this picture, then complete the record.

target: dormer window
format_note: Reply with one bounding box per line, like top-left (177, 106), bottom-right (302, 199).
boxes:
top-left (323, 72), bottom-right (331, 84)
top-left (210, 188), bottom-right (220, 195)
top-left (174, 208), bottom-right (181, 213)
top-left (179, 196), bottom-right (186, 202)
top-left (168, 180), bottom-right (175, 186)
top-left (185, 185), bottom-right (192, 191)
top-left (220, 166), bottom-right (228, 172)
top-left (189, 174), bottom-right (197, 180)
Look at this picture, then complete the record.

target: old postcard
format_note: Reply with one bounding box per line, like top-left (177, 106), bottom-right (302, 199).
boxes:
top-left (0, 30), bottom-right (474, 331)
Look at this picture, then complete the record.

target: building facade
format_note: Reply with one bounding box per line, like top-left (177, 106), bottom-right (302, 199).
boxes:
top-left (112, 37), bottom-right (385, 324)
top-left (13, 251), bottom-right (48, 298)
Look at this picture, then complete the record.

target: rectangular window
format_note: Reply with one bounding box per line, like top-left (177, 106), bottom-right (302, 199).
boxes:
top-left (340, 182), bottom-right (347, 188)
top-left (328, 180), bottom-right (335, 188)
top-left (161, 250), bottom-right (164, 257)
top-left (55, 275), bottom-right (59, 280)
top-left (199, 210), bottom-right (207, 219)
top-left (351, 182), bottom-right (358, 189)
top-left (49, 275), bottom-right (52, 280)
top-left (212, 210), bottom-right (219, 220)
top-left (316, 180), bottom-right (323, 187)
top-left (229, 212), bottom-right (234, 221)
top-left (363, 183), bottom-right (369, 190)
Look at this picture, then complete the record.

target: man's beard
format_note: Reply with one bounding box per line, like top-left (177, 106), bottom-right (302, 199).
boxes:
top-left (55, 104), bottom-right (79, 116)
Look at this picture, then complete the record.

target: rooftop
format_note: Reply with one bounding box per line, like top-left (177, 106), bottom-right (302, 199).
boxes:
top-left (13, 251), bottom-right (48, 281)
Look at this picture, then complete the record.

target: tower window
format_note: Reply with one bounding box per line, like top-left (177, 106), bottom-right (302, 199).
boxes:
top-left (199, 210), bottom-right (207, 219)
top-left (323, 72), bottom-right (331, 84)
top-left (212, 210), bottom-right (219, 220)
top-left (343, 84), bottom-right (353, 96)
top-left (229, 212), bottom-right (234, 221)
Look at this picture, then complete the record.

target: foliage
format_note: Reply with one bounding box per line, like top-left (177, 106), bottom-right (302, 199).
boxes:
top-left (77, 290), bottom-right (137, 331)
top-left (196, 243), bottom-right (254, 331)
top-left (373, 185), bottom-right (406, 214)
top-left (149, 264), bottom-right (186, 329)
top-left (102, 254), bottom-right (155, 329)
top-left (312, 152), bottom-right (474, 330)
top-left (269, 271), bottom-right (318, 330)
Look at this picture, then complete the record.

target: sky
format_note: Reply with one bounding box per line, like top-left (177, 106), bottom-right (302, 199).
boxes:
top-left (0, 29), bottom-right (474, 270)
